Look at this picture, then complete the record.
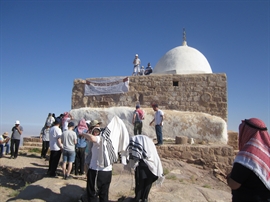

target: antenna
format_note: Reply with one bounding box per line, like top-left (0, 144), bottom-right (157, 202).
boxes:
top-left (182, 28), bottom-right (187, 46)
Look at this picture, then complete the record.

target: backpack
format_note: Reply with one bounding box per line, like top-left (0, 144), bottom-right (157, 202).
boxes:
top-left (136, 109), bottom-right (144, 120)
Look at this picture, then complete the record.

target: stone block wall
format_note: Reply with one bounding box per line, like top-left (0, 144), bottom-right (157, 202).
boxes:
top-left (156, 144), bottom-right (234, 174)
top-left (227, 131), bottom-right (239, 150)
top-left (72, 73), bottom-right (227, 121)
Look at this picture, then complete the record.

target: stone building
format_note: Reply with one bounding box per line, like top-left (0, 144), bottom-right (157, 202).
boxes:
top-left (72, 31), bottom-right (227, 122)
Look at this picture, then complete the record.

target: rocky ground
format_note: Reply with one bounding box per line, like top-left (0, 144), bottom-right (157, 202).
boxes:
top-left (0, 152), bottom-right (232, 202)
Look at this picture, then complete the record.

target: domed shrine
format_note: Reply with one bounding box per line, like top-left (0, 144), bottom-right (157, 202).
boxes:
top-left (153, 30), bottom-right (212, 75)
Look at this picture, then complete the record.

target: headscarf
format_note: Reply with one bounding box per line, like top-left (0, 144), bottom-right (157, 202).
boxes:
top-left (234, 118), bottom-right (270, 189)
top-left (77, 118), bottom-right (88, 134)
top-left (61, 112), bottom-right (69, 127)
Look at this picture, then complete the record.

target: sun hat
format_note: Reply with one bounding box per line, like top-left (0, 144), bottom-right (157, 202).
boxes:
top-left (15, 120), bottom-right (20, 124)
top-left (135, 54), bottom-right (138, 57)
top-left (91, 127), bottom-right (101, 135)
top-left (2, 132), bottom-right (8, 137)
top-left (90, 120), bottom-right (102, 128)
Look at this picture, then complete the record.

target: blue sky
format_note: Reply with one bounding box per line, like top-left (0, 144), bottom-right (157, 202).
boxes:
top-left (0, 0), bottom-right (269, 137)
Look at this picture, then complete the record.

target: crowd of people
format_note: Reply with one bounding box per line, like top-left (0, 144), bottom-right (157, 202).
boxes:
top-left (39, 108), bottom-right (164, 202)
top-left (1, 108), bottom-right (270, 201)
top-left (132, 54), bottom-right (153, 76)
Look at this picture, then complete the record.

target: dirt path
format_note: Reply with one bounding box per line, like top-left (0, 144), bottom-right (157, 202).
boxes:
top-left (0, 152), bottom-right (232, 202)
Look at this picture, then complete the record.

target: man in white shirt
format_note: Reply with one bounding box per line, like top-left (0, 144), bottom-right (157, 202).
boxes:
top-left (132, 54), bottom-right (141, 76)
top-left (82, 127), bottom-right (112, 202)
top-left (48, 118), bottom-right (62, 177)
top-left (150, 104), bottom-right (164, 146)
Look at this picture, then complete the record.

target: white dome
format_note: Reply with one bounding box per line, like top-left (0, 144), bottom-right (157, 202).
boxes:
top-left (153, 45), bottom-right (212, 74)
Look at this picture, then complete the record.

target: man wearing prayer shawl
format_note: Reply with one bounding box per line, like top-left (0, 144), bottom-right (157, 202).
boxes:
top-left (227, 118), bottom-right (270, 201)
top-left (128, 135), bottom-right (164, 202)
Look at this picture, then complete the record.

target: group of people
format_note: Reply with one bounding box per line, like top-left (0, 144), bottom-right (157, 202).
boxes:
top-left (2, 110), bottom-right (270, 201)
top-left (36, 109), bottom-right (162, 202)
top-left (132, 104), bottom-right (164, 146)
top-left (132, 54), bottom-right (153, 76)
top-left (42, 112), bottom-right (164, 202)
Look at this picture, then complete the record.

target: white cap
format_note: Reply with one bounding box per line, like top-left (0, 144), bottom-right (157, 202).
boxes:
top-left (135, 54), bottom-right (138, 57)
top-left (15, 120), bottom-right (20, 124)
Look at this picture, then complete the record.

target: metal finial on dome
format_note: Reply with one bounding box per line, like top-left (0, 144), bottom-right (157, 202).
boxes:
top-left (182, 28), bottom-right (187, 46)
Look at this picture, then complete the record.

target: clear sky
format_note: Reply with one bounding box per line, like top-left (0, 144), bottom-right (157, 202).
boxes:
top-left (0, 0), bottom-right (269, 137)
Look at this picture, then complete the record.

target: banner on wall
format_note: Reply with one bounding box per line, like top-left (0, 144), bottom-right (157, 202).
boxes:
top-left (84, 77), bottom-right (129, 96)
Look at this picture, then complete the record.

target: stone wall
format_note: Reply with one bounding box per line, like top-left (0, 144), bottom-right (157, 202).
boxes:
top-left (156, 144), bottom-right (234, 174)
top-left (227, 131), bottom-right (239, 150)
top-left (72, 73), bottom-right (227, 121)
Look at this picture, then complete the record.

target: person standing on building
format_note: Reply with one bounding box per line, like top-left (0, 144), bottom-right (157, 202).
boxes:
top-left (144, 62), bottom-right (153, 75)
top-left (48, 118), bottom-right (62, 177)
top-left (10, 120), bottom-right (23, 159)
top-left (149, 104), bottom-right (164, 146)
top-left (132, 54), bottom-right (141, 76)
top-left (140, 66), bottom-right (145, 75)
top-left (132, 105), bottom-right (145, 135)
top-left (59, 122), bottom-right (77, 179)
top-left (40, 123), bottom-right (51, 159)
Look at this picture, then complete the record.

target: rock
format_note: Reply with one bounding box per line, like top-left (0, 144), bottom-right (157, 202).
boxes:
top-left (70, 107), bottom-right (228, 144)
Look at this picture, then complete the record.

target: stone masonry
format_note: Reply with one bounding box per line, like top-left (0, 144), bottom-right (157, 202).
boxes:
top-left (156, 144), bottom-right (235, 174)
top-left (72, 73), bottom-right (227, 121)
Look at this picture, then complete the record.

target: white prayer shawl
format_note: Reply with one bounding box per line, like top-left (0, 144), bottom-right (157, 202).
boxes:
top-left (97, 116), bottom-right (130, 168)
top-left (129, 135), bottom-right (164, 184)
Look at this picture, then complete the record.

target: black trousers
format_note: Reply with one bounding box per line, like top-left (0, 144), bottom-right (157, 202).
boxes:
top-left (48, 150), bottom-right (61, 177)
top-left (86, 169), bottom-right (112, 202)
top-left (134, 160), bottom-right (158, 202)
top-left (41, 141), bottom-right (49, 158)
top-left (10, 139), bottom-right (20, 158)
top-left (75, 147), bottom-right (86, 175)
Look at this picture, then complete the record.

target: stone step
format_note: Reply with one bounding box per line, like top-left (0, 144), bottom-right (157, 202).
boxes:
top-left (23, 136), bottom-right (40, 143)
top-left (23, 142), bottom-right (42, 147)
top-left (19, 145), bottom-right (42, 151)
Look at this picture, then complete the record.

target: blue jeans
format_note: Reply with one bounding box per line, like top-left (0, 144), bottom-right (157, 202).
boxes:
top-left (155, 125), bottom-right (163, 145)
top-left (62, 150), bottom-right (75, 163)
top-left (4, 143), bottom-right (10, 154)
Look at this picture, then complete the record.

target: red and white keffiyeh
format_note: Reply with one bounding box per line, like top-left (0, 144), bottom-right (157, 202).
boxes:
top-left (234, 118), bottom-right (270, 190)
top-left (77, 119), bottom-right (88, 134)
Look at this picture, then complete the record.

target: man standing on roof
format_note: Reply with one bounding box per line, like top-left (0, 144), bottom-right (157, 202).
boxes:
top-left (132, 54), bottom-right (141, 76)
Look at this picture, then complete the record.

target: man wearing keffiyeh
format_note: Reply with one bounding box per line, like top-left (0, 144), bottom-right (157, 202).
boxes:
top-left (227, 118), bottom-right (270, 201)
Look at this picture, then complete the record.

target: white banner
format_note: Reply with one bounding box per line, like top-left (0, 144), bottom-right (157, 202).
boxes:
top-left (84, 77), bottom-right (129, 96)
